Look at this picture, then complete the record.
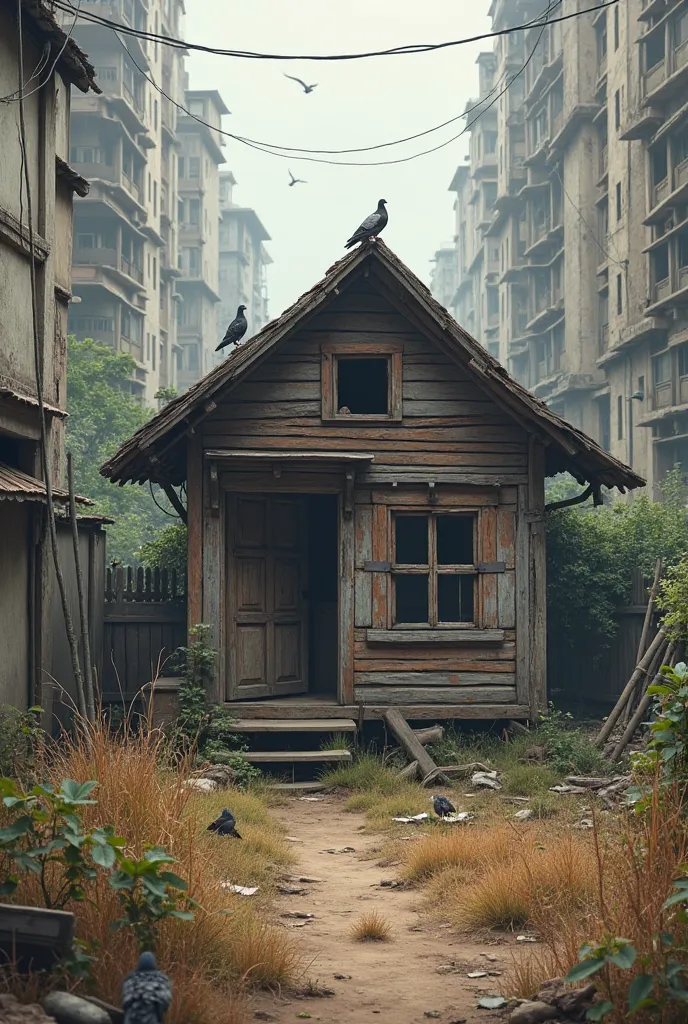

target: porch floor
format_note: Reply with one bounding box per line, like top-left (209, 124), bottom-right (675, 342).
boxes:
top-left (225, 695), bottom-right (530, 722)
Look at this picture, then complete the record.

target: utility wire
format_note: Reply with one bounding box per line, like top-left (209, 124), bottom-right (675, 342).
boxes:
top-left (53, 0), bottom-right (618, 62)
top-left (2, 0), bottom-right (83, 103)
top-left (115, 1), bottom-right (558, 169)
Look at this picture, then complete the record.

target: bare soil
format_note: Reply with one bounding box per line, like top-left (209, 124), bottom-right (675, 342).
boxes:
top-left (248, 795), bottom-right (514, 1024)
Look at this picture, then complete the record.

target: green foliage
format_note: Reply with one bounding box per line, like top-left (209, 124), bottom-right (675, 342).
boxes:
top-left (109, 846), bottom-right (195, 952)
top-left (659, 559), bottom-right (688, 642)
top-left (627, 663), bottom-right (688, 805)
top-left (0, 704), bottom-right (43, 779)
top-left (66, 336), bottom-right (180, 563)
top-left (537, 706), bottom-right (612, 776)
top-left (0, 777), bottom-right (125, 909)
top-left (547, 468), bottom-right (688, 665)
top-left (154, 385), bottom-right (179, 408)
top-left (138, 523), bottom-right (187, 579)
top-left (175, 625), bottom-right (261, 787)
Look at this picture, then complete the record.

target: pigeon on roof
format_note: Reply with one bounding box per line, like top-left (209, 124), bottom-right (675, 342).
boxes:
top-left (430, 795), bottom-right (456, 818)
top-left (122, 952), bottom-right (172, 1024)
top-left (207, 808), bottom-right (242, 839)
top-left (344, 199), bottom-right (388, 249)
top-left (216, 305), bottom-right (248, 352)
top-left (284, 74), bottom-right (318, 94)
top-left (288, 169), bottom-right (307, 187)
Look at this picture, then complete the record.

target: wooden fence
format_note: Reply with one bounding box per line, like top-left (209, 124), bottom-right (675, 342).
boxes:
top-left (102, 566), bottom-right (187, 703)
top-left (548, 569), bottom-right (655, 712)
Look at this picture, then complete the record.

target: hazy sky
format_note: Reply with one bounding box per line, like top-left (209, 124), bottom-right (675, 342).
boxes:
top-left (184, 0), bottom-right (491, 319)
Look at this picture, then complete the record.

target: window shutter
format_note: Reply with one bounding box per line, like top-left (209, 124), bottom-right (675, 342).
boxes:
top-left (480, 508), bottom-right (516, 629)
top-left (354, 505), bottom-right (373, 627)
top-left (371, 503), bottom-right (389, 628)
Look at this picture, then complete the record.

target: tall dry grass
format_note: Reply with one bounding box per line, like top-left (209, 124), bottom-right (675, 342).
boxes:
top-left (1, 720), bottom-right (302, 1023)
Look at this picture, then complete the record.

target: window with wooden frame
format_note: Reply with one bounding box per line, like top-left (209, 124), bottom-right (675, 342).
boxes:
top-left (321, 343), bottom-right (402, 421)
top-left (392, 512), bottom-right (477, 627)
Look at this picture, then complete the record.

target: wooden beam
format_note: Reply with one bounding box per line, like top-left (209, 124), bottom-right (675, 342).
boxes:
top-left (366, 628), bottom-right (505, 644)
top-left (162, 483), bottom-right (187, 524)
top-left (339, 494), bottom-right (355, 704)
top-left (528, 438), bottom-right (547, 720)
top-left (383, 708), bottom-right (444, 784)
top-left (186, 432), bottom-right (203, 630)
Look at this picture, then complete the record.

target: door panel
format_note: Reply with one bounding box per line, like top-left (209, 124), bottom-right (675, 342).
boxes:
top-left (228, 494), bottom-right (308, 699)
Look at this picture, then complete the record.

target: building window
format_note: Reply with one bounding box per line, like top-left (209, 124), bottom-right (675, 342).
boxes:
top-left (617, 394), bottom-right (623, 440)
top-left (616, 181), bottom-right (622, 222)
top-left (653, 351), bottom-right (672, 386)
top-left (189, 157), bottom-right (200, 178)
top-left (187, 344), bottom-right (199, 372)
top-left (188, 99), bottom-right (204, 117)
top-left (321, 344), bottom-right (402, 421)
top-left (153, 181), bottom-right (157, 216)
top-left (616, 273), bottom-right (623, 315)
top-left (614, 90), bottom-right (621, 131)
top-left (152, 334), bottom-right (157, 370)
top-left (188, 198), bottom-right (200, 225)
top-left (177, 157), bottom-right (185, 179)
top-left (598, 394), bottom-right (611, 451)
top-left (392, 513), bottom-right (476, 627)
top-left (614, 6), bottom-right (619, 50)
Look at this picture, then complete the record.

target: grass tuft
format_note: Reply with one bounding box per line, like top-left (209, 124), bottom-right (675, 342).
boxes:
top-left (350, 911), bottom-right (392, 942)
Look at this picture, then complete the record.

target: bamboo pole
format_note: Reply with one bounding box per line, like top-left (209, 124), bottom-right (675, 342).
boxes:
top-left (594, 627), bottom-right (667, 748)
top-left (622, 559), bottom-right (663, 726)
top-left (611, 640), bottom-right (676, 762)
top-left (67, 453), bottom-right (94, 722)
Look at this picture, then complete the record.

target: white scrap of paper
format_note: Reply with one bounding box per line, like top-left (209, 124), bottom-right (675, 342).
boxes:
top-left (222, 883), bottom-right (259, 896)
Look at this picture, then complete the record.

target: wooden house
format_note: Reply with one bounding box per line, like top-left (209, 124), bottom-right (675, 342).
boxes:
top-left (103, 241), bottom-right (643, 724)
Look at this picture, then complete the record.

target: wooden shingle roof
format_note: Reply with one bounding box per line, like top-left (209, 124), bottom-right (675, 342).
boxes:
top-left (102, 240), bottom-right (644, 493)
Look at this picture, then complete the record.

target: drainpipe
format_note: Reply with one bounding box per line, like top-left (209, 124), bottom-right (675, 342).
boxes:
top-left (627, 387), bottom-right (645, 468)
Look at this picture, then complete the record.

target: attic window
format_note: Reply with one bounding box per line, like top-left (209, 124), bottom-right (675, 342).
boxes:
top-left (321, 343), bottom-right (402, 421)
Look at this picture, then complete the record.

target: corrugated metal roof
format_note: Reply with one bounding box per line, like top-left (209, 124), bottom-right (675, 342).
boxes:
top-left (101, 239), bottom-right (645, 494)
top-left (0, 386), bottom-right (66, 418)
top-left (0, 464), bottom-right (93, 505)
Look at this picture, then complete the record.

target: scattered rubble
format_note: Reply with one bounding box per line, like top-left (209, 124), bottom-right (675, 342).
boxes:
top-left (222, 883), bottom-right (259, 896)
top-left (508, 1001), bottom-right (558, 1024)
top-left (471, 771), bottom-right (502, 791)
top-left (477, 995), bottom-right (507, 1009)
top-left (322, 846), bottom-right (356, 854)
top-left (513, 808), bottom-right (535, 821)
top-left (42, 993), bottom-right (111, 1024)
top-left (0, 995), bottom-right (55, 1024)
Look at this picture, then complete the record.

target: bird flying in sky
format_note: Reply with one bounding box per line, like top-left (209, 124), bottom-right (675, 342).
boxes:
top-left (122, 952), bottom-right (172, 1024)
top-left (430, 794), bottom-right (456, 818)
top-left (207, 808), bottom-right (242, 839)
top-left (284, 74), bottom-right (317, 94)
top-left (288, 170), bottom-right (306, 187)
top-left (344, 199), bottom-right (388, 249)
top-left (216, 305), bottom-right (248, 352)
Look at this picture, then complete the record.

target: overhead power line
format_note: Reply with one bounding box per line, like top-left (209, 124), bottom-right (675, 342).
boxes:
top-left (54, 0), bottom-right (618, 63)
top-left (114, 0), bottom-right (559, 168)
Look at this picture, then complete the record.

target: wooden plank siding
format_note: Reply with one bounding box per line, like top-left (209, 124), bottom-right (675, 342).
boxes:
top-left (203, 279), bottom-right (529, 714)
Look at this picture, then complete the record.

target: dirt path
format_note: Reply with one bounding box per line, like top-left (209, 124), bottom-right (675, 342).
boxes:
top-left (248, 795), bottom-right (512, 1024)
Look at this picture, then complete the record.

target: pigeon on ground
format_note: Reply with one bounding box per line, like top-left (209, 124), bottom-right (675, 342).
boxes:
top-left (288, 169), bottom-right (306, 187)
top-left (430, 795), bottom-right (456, 818)
top-left (122, 951), bottom-right (172, 1024)
top-left (207, 808), bottom-right (242, 839)
top-left (216, 305), bottom-right (248, 352)
top-left (284, 73), bottom-right (317, 94)
top-left (344, 199), bottom-right (388, 249)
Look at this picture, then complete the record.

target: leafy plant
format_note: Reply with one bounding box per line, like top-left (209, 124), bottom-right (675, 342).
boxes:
top-left (0, 778), bottom-right (124, 909)
top-left (0, 704), bottom-right (43, 779)
top-left (175, 625), bottom-right (261, 787)
top-left (109, 846), bottom-right (195, 952)
top-left (138, 522), bottom-right (187, 579)
top-left (537, 705), bottom-right (611, 776)
top-left (627, 663), bottom-right (688, 804)
top-left (659, 559), bottom-right (688, 642)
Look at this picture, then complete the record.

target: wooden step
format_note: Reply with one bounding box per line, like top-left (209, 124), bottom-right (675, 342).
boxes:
top-left (269, 781), bottom-right (327, 792)
top-left (228, 718), bottom-right (357, 733)
top-left (243, 749), bottom-right (352, 764)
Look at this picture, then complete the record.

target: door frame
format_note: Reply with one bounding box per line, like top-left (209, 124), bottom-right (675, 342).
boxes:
top-left (208, 472), bottom-right (352, 705)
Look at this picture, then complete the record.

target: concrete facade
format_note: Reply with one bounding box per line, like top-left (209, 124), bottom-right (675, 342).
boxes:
top-left (435, 0), bottom-right (688, 495)
top-left (0, 1), bottom-right (97, 708)
top-left (68, 0), bottom-right (186, 403)
top-left (175, 88), bottom-right (227, 390)
top-left (218, 171), bottom-right (272, 347)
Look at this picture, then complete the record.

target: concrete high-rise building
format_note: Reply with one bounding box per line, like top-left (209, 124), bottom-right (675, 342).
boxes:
top-left (218, 171), bottom-right (272, 347)
top-left (68, 0), bottom-right (186, 403)
top-left (438, 0), bottom-right (688, 496)
top-left (175, 88), bottom-right (228, 391)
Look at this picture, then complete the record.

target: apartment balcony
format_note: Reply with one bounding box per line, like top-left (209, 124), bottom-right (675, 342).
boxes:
top-left (96, 66), bottom-right (147, 136)
top-left (645, 158), bottom-right (688, 223)
top-left (647, 266), bottom-right (688, 313)
top-left (598, 145), bottom-right (609, 186)
top-left (620, 103), bottom-right (664, 141)
top-left (639, 0), bottom-right (684, 22)
top-left (161, 97), bottom-right (176, 140)
top-left (472, 151), bottom-right (498, 180)
top-left (642, 42), bottom-right (688, 105)
top-left (596, 53), bottom-right (608, 87)
top-left (524, 219), bottom-right (552, 259)
top-left (511, 310), bottom-right (530, 340)
top-left (598, 322), bottom-right (610, 356)
top-left (72, 246), bottom-right (145, 289)
top-left (526, 291), bottom-right (564, 333)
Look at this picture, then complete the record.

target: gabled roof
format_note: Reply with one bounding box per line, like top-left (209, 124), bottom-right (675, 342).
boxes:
top-left (102, 240), bottom-right (645, 493)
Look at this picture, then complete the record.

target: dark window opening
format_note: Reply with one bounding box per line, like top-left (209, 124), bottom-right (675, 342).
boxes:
top-left (395, 516), bottom-right (428, 565)
top-left (438, 575), bottom-right (474, 623)
top-left (437, 515), bottom-right (473, 565)
top-left (336, 357), bottom-right (388, 415)
top-left (395, 574), bottom-right (429, 624)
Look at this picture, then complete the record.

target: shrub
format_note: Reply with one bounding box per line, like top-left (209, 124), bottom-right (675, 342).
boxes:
top-left (0, 704), bottom-right (43, 779)
top-left (537, 706), bottom-right (611, 776)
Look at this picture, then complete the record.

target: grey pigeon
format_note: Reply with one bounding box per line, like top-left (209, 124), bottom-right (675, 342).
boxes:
top-left (344, 199), bottom-right (388, 249)
top-left (216, 305), bottom-right (247, 352)
top-left (122, 951), bottom-right (172, 1024)
top-left (430, 794), bottom-right (456, 818)
top-left (207, 807), bottom-right (242, 839)
top-left (284, 74), bottom-right (317, 94)
top-left (288, 169), bottom-right (306, 187)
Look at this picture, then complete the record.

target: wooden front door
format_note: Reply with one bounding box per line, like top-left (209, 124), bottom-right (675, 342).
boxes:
top-left (227, 494), bottom-right (308, 700)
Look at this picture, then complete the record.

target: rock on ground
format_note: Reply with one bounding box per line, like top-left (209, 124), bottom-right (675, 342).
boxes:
top-left (509, 1002), bottom-right (559, 1024)
top-left (0, 994), bottom-right (56, 1024)
top-left (42, 992), bottom-right (112, 1024)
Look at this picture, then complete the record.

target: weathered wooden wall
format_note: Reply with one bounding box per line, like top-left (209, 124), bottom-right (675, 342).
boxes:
top-left (202, 276), bottom-right (539, 715)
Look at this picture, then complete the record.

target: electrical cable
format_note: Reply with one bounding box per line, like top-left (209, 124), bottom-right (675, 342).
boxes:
top-left (115, 1), bottom-right (558, 169)
top-left (2, 0), bottom-right (83, 104)
top-left (149, 480), bottom-right (182, 518)
top-left (52, 0), bottom-right (618, 64)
